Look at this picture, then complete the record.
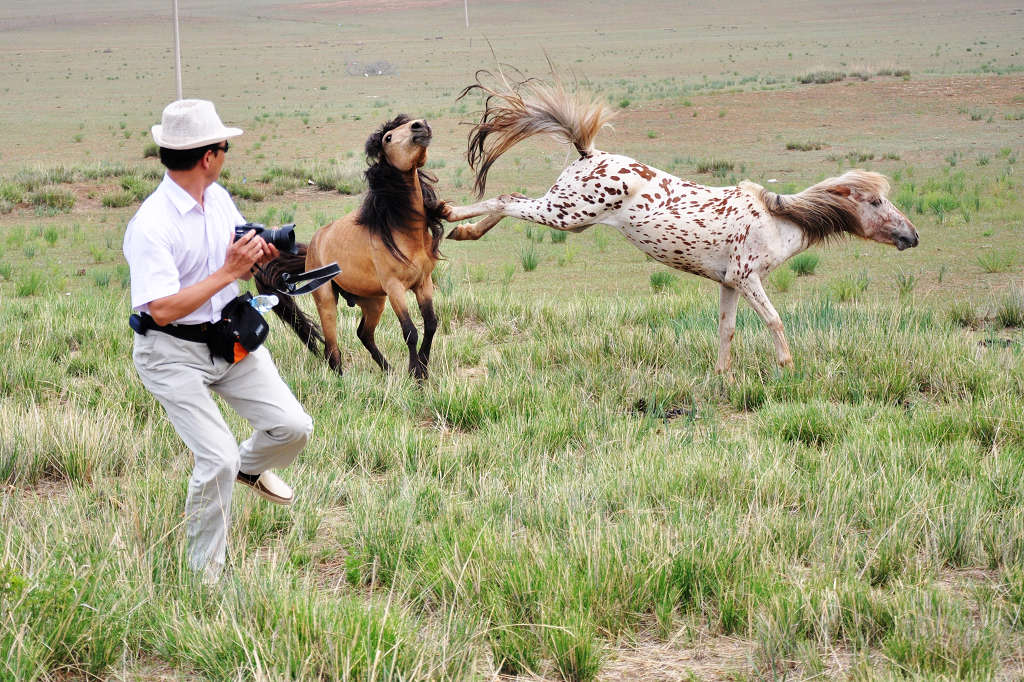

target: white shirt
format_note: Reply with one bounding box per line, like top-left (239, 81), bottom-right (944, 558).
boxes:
top-left (123, 174), bottom-right (245, 324)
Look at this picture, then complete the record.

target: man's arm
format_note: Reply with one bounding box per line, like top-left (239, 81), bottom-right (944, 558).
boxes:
top-left (147, 230), bottom-right (278, 325)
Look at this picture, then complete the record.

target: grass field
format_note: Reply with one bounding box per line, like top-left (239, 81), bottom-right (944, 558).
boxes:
top-left (1, 1), bottom-right (1023, 679)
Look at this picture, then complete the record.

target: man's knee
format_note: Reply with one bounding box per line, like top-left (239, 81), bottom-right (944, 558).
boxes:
top-left (267, 411), bottom-right (313, 448)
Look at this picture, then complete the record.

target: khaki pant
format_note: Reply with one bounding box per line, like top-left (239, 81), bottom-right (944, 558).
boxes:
top-left (133, 331), bottom-right (313, 572)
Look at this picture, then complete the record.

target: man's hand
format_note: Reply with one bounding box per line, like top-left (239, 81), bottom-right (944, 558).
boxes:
top-left (225, 229), bottom-right (269, 280)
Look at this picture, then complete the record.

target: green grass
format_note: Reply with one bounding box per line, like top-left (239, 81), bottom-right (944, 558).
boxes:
top-left (771, 267), bottom-right (796, 292)
top-left (2, 2), bottom-right (1024, 678)
top-left (788, 252), bottom-right (820, 276)
top-left (977, 250), bottom-right (1016, 273)
top-left (649, 270), bottom-right (676, 292)
top-left (995, 285), bottom-right (1024, 328)
top-left (520, 243), bottom-right (539, 271)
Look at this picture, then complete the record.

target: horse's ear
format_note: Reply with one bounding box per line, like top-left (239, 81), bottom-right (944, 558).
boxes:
top-left (827, 184), bottom-right (852, 197)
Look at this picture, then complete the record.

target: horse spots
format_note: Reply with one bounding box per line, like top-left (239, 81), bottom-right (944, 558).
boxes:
top-left (628, 163), bottom-right (657, 181)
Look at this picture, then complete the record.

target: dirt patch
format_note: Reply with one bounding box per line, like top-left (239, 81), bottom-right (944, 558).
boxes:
top-left (599, 633), bottom-right (755, 681)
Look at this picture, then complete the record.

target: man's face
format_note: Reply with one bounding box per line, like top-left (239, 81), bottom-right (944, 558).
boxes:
top-left (207, 141), bottom-right (228, 179)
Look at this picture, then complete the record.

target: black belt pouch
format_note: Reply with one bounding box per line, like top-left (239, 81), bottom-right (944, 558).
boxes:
top-left (209, 293), bottom-right (269, 363)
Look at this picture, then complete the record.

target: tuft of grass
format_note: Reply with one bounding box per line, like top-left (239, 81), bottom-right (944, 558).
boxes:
top-left (519, 244), bottom-right (539, 272)
top-left (102, 192), bottom-right (133, 208)
top-left (549, 229), bottom-right (568, 244)
top-left (28, 187), bottom-right (75, 213)
top-left (785, 141), bottom-right (826, 151)
top-left (650, 271), bottom-right (677, 292)
top-left (994, 285), bottom-right (1024, 327)
top-left (947, 301), bottom-right (979, 328)
top-left (91, 269), bottom-right (112, 288)
top-left (15, 271), bottom-right (44, 296)
top-left (788, 252), bottom-right (820, 276)
top-left (977, 251), bottom-right (1015, 273)
top-left (830, 271), bottom-right (870, 302)
top-left (695, 159), bottom-right (734, 175)
top-left (895, 270), bottom-right (917, 299)
top-left (771, 267), bottom-right (796, 292)
top-left (797, 70), bottom-right (846, 84)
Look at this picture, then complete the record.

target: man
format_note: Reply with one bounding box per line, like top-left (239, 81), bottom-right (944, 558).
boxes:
top-left (123, 99), bottom-right (313, 582)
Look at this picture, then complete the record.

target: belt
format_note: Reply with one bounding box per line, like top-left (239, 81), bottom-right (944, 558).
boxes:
top-left (131, 312), bottom-right (214, 343)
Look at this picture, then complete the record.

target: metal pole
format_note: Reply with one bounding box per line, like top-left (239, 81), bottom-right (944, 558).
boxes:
top-left (172, 0), bottom-right (183, 99)
top-left (464, 0), bottom-right (469, 28)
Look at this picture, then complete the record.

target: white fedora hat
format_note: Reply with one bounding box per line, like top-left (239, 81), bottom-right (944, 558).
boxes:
top-left (151, 99), bottom-right (243, 150)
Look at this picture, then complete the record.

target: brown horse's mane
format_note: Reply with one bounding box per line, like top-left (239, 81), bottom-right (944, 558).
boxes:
top-left (358, 114), bottom-right (445, 264)
top-left (749, 170), bottom-right (889, 246)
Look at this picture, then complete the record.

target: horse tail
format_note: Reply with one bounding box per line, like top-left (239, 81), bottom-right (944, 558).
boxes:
top-left (253, 244), bottom-right (325, 355)
top-left (459, 71), bottom-right (615, 197)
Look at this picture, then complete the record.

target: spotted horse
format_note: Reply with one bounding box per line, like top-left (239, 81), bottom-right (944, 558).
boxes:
top-left (443, 74), bottom-right (920, 372)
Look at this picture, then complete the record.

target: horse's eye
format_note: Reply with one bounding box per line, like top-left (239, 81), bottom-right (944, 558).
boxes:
top-left (870, 198), bottom-right (882, 207)
top-left (384, 134), bottom-right (392, 143)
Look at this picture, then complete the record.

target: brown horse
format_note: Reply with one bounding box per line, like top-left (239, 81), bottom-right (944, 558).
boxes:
top-left (256, 115), bottom-right (445, 379)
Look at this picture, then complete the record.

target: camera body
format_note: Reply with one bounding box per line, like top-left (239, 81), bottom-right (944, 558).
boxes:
top-left (234, 222), bottom-right (297, 254)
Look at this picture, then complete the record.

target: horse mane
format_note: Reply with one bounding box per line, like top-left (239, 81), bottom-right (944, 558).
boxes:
top-left (357, 114), bottom-right (445, 264)
top-left (749, 170), bottom-right (890, 246)
top-left (459, 70), bottom-right (615, 197)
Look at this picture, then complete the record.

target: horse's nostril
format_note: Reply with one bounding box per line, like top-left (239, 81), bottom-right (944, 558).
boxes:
top-left (411, 120), bottom-right (423, 129)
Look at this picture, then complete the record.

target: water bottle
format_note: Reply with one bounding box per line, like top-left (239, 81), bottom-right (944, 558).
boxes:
top-left (250, 294), bottom-right (278, 314)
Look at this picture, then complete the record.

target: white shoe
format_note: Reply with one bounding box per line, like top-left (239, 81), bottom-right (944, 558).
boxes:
top-left (236, 470), bottom-right (294, 505)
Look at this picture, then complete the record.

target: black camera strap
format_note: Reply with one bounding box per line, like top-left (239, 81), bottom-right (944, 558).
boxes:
top-left (274, 262), bottom-right (341, 296)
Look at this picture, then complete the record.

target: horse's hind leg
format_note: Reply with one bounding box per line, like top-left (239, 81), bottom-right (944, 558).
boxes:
top-left (355, 297), bottom-right (389, 372)
top-left (446, 213), bottom-right (504, 241)
top-left (412, 279), bottom-right (437, 372)
top-left (444, 191), bottom-right (609, 233)
top-left (311, 283), bottom-right (344, 374)
top-left (384, 281), bottom-right (426, 381)
top-left (736, 275), bottom-right (794, 369)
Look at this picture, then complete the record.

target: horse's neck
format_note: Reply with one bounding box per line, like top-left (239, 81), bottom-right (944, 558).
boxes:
top-left (772, 217), bottom-right (813, 262)
top-left (406, 171), bottom-right (427, 228)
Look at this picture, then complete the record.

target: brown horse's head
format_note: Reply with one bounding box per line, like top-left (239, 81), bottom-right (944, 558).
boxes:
top-left (365, 115), bottom-right (432, 172)
top-left (358, 115), bottom-right (444, 264)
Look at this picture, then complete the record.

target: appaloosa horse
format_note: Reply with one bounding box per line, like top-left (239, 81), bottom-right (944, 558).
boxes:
top-left (257, 115), bottom-right (445, 379)
top-left (444, 75), bottom-right (919, 372)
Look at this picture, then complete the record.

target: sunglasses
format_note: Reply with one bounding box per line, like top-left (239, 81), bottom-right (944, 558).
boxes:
top-left (212, 141), bottom-right (230, 155)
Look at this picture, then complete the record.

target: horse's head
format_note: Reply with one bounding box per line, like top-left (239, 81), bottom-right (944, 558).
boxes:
top-left (365, 115), bottom-right (431, 173)
top-left (831, 170), bottom-right (919, 251)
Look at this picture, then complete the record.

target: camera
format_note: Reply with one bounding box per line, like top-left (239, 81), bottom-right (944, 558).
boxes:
top-left (234, 222), bottom-right (297, 254)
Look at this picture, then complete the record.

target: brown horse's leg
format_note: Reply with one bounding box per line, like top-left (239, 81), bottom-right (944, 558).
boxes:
top-left (311, 282), bottom-right (344, 374)
top-left (715, 284), bottom-right (740, 374)
top-left (412, 279), bottom-right (437, 372)
top-left (355, 297), bottom-right (390, 372)
top-left (384, 281), bottom-right (426, 380)
top-left (736, 275), bottom-right (794, 369)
